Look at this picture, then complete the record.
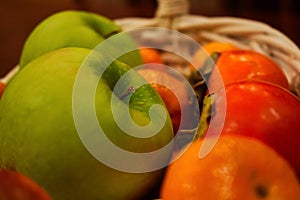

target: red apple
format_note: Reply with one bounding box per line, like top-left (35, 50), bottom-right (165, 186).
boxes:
top-left (0, 169), bottom-right (52, 200)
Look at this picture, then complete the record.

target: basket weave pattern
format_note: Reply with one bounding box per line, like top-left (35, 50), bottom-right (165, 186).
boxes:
top-left (115, 0), bottom-right (300, 95)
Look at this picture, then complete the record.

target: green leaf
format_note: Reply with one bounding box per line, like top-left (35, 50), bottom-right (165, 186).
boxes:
top-left (195, 94), bottom-right (215, 139)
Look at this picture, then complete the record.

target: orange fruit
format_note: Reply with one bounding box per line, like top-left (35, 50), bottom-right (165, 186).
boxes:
top-left (137, 66), bottom-right (191, 134)
top-left (160, 135), bottom-right (300, 200)
top-left (208, 49), bottom-right (289, 92)
top-left (209, 80), bottom-right (300, 179)
top-left (191, 41), bottom-right (238, 70)
top-left (139, 47), bottom-right (164, 65)
top-left (0, 81), bottom-right (6, 99)
top-left (151, 83), bottom-right (181, 133)
top-left (0, 169), bottom-right (52, 200)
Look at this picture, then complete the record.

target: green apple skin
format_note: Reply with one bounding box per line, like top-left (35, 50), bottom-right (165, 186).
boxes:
top-left (0, 47), bottom-right (173, 200)
top-left (19, 10), bottom-right (141, 69)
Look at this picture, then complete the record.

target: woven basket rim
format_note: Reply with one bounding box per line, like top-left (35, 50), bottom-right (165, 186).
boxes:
top-left (114, 12), bottom-right (300, 95)
top-left (2, 2), bottom-right (300, 95)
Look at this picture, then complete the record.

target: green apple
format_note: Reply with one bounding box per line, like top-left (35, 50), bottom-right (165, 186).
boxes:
top-left (19, 10), bottom-right (141, 69)
top-left (0, 47), bottom-right (173, 199)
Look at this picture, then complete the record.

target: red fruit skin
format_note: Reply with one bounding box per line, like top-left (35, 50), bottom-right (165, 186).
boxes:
top-left (0, 81), bottom-right (6, 99)
top-left (211, 80), bottom-right (300, 179)
top-left (208, 50), bottom-right (289, 92)
top-left (137, 66), bottom-right (195, 135)
top-left (0, 169), bottom-right (52, 200)
top-left (139, 48), bottom-right (164, 65)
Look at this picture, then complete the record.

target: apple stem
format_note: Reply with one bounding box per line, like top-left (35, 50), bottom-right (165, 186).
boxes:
top-left (1, 65), bottom-right (20, 84)
top-left (119, 86), bottom-right (136, 100)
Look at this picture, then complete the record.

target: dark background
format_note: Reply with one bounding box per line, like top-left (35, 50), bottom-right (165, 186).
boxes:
top-left (1, 0), bottom-right (300, 77)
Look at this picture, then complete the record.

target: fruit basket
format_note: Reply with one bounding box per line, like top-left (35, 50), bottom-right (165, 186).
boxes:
top-left (115, 0), bottom-right (300, 96)
top-left (116, 0), bottom-right (300, 199)
top-left (3, 0), bottom-right (299, 94)
top-left (1, 0), bottom-right (300, 199)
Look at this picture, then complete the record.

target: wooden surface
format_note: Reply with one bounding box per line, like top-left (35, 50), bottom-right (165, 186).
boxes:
top-left (1, 0), bottom-right (299, 77)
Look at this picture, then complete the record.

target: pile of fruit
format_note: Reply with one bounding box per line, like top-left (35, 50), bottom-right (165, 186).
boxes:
top-left (0, 10), bottom-right (299, 200)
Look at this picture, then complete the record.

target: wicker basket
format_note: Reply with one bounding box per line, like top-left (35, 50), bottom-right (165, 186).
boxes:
top-left (115, 0), bottom-right (300, 96)
top-left (2, 0), bottom-right (300, 96)
top-left (115, 1), bottom-right (300, 198)
top-left (0, 1), bottom-right (299, 200)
